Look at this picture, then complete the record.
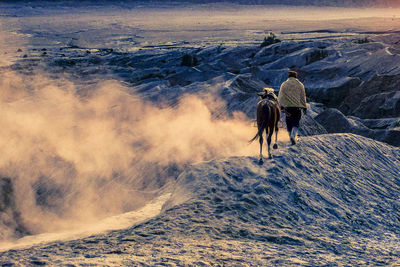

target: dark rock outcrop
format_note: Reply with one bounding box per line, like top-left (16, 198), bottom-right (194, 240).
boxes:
top-left (299, 115), bottom-right (328, 136)
top-left (358, 118), bottom-right (400, 130)
top-left (181, 54), bottom-right (199, 67)
top-left (339, 74), bottom-right (400, 118)
top-left (315, 108), bottom-right (400, 146)
top-left (315, 108), bottom-right (364, 133)
top-left (308, 77), bottom-right (362, 108)
top-left (352, 91), bottom-right (400, 119)
top-left (305, 49), bottom-right (328, 65)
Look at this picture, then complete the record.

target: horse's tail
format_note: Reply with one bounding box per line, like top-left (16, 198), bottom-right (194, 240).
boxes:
top-left (249, 131), bottom-right (260, 143)
top-left (249, 111), bottom-right (269, 143)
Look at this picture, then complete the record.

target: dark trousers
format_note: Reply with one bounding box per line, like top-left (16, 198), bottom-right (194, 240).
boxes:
top-left (284, 107), bottom-right (302, 133)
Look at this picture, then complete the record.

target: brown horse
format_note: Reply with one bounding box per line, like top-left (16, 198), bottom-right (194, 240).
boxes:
top-left (250, 91), bottom-right (281, 164)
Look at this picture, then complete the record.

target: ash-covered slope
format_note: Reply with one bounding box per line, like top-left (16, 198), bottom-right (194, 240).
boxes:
top-left (1, 134), bottom-right (399, 265)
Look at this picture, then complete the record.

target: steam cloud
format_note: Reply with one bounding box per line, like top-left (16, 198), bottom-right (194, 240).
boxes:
top-left (0, 69), bottom-right (286, 240)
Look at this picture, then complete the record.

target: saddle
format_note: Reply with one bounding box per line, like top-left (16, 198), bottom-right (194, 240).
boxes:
top-left (259, 92), bottom-right (279, 106)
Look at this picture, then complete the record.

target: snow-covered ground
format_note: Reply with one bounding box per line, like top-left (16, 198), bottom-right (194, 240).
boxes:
top-left (0, 2), bottom-right (400, 265)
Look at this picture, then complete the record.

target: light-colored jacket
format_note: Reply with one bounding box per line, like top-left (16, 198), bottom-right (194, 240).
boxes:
top-left (277, 77), bottom-right (307, 108)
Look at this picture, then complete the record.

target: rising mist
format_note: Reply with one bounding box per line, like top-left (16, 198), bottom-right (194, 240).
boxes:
top-left (0, 69), bottom-right (287, 240)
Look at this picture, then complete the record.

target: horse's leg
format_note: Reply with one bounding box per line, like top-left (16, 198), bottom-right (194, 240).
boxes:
top-left (259, 129), bottom-right (264, 164)
top-left (273, 113), bottom-right (279, 150)
top-left (273, 128), bottom-right (278, 149)
top-left (267, 127), bottom-right (273, 159)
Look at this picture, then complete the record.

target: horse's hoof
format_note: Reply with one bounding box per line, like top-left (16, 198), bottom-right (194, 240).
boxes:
top-left (258, 158), bottom-right (264, 165)
top-left (269, 155), bottom-right (273, 159)
top-left (273, 144), bottom-right (278, 149)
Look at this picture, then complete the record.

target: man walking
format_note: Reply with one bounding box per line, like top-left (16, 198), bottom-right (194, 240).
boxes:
top-left (278, 71), bottom-right (307, 145)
